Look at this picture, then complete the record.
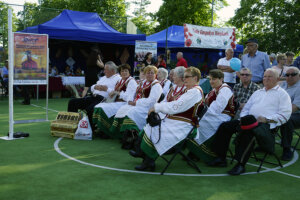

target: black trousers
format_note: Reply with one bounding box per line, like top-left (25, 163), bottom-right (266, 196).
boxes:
top-left (67, 95), bottom-right (104, 131)
top-left (22, 85), bottom-right (31, 103)
top-left (212, 119), bottom-right (257, 166)
top-left (212, 120), bottom-right (240, 160)
top-left (280, 113), bottom-right (300, 149)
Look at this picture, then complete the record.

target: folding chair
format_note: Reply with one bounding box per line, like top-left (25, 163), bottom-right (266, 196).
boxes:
top-left (159, 103), bottom-right (208, 175)
top-left (160, 126), bottom-right (201, 175)
top-left (292, 130), bottom-right (300, 154)
top-left (252, 127), bottom-right (283, 172)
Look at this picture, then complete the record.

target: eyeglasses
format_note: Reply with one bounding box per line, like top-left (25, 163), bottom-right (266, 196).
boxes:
top-left (285, 73), bottom-right (298, 77)
top-left (184, 75), bottom-right (194, 79)
top-left (240, 74), bottom-right (251, 76)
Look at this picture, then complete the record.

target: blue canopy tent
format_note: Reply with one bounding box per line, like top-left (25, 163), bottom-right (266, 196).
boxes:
top-left (21, 9), bottom-right (145, 45)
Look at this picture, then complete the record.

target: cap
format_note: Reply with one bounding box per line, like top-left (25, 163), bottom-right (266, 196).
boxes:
top-left (245, 38), bottom-right (258, 44)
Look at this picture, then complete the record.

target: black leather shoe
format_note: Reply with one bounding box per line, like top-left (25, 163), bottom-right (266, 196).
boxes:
top-left (135, 157), bottom-right (155, 171)
top-left (99, 132), bottom-right (110, 139)
top-left (228, 163), bottom-right (245, 175)
top-left (207, 157), bottom-right (227, 167)
top-left (281, 148), bottom-right (293, 161)
top-left (21, 101), bottom-right (30, 105)
top-left (129, 150), bottom-right (143, 158)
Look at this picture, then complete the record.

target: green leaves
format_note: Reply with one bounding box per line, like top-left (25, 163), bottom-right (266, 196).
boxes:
top-left (229, 0), bottom-right (300, 54)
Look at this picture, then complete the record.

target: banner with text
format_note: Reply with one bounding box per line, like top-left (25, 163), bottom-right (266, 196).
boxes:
top-left (184, 24), bottom-right (236, 49)
top-left (134, 40), bottom-right (157, 73)
top-left (13, 32), bottom-right (48, 85)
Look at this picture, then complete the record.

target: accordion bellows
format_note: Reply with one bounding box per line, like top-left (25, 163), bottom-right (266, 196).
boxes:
top-left (51, 112), bottom-right (81, 139)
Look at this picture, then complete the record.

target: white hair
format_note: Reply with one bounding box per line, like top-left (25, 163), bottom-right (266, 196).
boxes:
top-left (158, 68), bottom-right (168, 79)
top-left (105, 61), bottom-right (118, 73)
top-left (225, 48), bottom-right (234, 53)
top-left (287, 67), bottom-right (300, 74)
top-left (265, 68), bottom-right (279, 78)
top-left (173, 66), bottom-right (186, 78)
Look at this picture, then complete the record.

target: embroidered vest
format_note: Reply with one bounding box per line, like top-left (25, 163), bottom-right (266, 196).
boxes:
top-left (167, 86), bottom-right (205, 125)
top-left (114, 77), bottom-right (133, 92)
top-left (134, 80), bottom-right (159, 102)
top-left (160, 79), bottom-right (168, 88)
top-left (166, 85), bottom-right (186, 102)
top-left (205, 84), bottom-right (235, 117)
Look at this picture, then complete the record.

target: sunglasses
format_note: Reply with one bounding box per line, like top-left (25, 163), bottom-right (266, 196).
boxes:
top-left (285, 73), bottom-right (298, 77)
top-left (240, 74), bottom-right (250, 76)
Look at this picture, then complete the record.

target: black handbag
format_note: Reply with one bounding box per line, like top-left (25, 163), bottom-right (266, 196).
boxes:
top-left (147, 112), bottom-right (162, 144)
top-left (147, 112), bottom-right (161, 127)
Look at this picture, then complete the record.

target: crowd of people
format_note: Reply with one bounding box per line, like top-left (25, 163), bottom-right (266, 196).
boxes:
top-left (64, 38), bottom-right (299, 176)
top-left (1, 37), bottom-right (299, 176)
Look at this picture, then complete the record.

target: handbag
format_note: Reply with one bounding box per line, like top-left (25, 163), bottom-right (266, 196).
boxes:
top-left (147, 112), bottom-right (161, 127)
top-left (147, 112), bottom-right (162, 144)
top-left (252, 123), bottom-right (275, 153)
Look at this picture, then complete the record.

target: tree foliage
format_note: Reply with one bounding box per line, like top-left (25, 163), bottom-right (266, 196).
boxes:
top-left (229, 0), bottom-right (300, 54)
top-left (153, 0), bottom-right (227, 32)
top-left (0, 2), bottom-right (18, 50)
top-left (130, 0), bottom-right (156, 35)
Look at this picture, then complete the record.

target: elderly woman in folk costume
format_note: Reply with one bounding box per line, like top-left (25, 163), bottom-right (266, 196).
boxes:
top-left (92, 64), bottom-right (138, 138)
top-left (157, 68), bottom-right (172, 97)
top-left (187, 69), bottom-right (235, 164)
top-left (112, 65), bottom-right (162, 149)
top-left (130, 67), bottom-right (205, 172)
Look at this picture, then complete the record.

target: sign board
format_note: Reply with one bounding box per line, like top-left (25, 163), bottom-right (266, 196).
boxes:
top-left (184, 24), bottom-right (236, 49)
top-left (13, 33), bottom-right (48, 85)
top-left (134, 40), bottom-right (157, 73)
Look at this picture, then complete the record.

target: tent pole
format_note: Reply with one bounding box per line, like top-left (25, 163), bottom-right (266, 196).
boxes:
top-left (165, 17), bottom-right (168, 69)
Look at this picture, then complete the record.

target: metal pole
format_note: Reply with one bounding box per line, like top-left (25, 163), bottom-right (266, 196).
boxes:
top-left (8, 9), bottom-right (14, 139)
top-left (165, 17), bottom-right (168, 69)
top-left (36, 85), bottom-right (39, 101)
top-left (46, 47), bottom-right (49, 121)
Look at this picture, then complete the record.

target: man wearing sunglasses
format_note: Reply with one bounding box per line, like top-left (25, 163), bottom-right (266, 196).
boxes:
top-left (279, 67), bottom-right (300, 161)
top-left (233, 68), bottom-right (260, 118)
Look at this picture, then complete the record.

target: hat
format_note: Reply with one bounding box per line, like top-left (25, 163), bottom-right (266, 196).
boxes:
top-left (245, 38), bottom-right (258, 44)
top-left (240, 115), bottom-right (258, 130)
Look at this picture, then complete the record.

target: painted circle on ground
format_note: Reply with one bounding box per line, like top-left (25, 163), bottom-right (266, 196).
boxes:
top-left (54, 137), bottom-right (299, 177)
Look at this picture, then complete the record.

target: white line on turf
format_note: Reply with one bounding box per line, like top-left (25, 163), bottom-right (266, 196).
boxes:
top-left (54, 137), bottom-right (300, 178)
top-left (30, 104), bottom-right (59, 113)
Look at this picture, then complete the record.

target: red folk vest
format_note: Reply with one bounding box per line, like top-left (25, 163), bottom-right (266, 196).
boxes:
top-left (134, 80), bottom-right (159, 102)
top-left (205, 84), bottom-right (235, 117)
top-left (167, 86), bottom-right (205, 125)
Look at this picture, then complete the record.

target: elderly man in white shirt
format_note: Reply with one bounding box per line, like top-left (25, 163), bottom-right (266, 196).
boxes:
top-left (208, 68), bottom-right (292, 175)
top-left (217, 48), bottom-right (236, 88)
top-left (67, 61), bottom-right (121, 131)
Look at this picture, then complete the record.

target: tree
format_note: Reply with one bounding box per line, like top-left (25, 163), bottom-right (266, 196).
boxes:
top-left (130, 0), bottom-right (156, 35)
top-left (0, 2), bottom-right (18, 51)
top-left (229, 0), bottom-right (300, 54)
top-left (154, 0), bottom-right (227, 32)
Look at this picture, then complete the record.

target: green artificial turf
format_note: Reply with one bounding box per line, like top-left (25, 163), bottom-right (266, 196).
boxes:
top-left (0, 97), bottom-right (300, 200)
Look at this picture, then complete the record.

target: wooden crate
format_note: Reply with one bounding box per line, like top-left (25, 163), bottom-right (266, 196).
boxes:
top-left (50, 112), bottom-right (81, 139)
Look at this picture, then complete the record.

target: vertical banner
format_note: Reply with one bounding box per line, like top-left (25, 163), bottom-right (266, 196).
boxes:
top-left (134, 40), bottom-right (157, 73)
top-left (13, 33), bottom-right (48, 85)
top-left (184, 24), bottom-right (236, 49)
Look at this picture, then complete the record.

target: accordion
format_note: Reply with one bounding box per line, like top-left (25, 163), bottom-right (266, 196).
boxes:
top-left (50, 112), bottom-right (81, 139)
